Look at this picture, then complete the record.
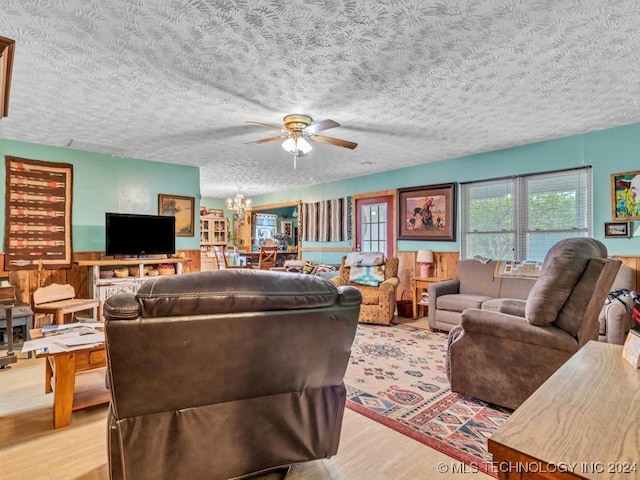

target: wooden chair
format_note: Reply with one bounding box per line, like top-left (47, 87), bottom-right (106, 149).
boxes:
top-left (258, 245), bottom-right (278, 270)
top-left (33, 283), bottom-right (102, 325)
top-left (213, 245), bottom-right (244, 269)
top-left (212, 245), bottom-right (228, 270)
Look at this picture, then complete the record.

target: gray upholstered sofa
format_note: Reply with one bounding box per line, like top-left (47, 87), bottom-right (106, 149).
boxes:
top-left (429, 258), bottom-right (635, 342)
top-left (427, 259), bottom-right (536, 332)
top-left (599, 265), bottom-right (635, 344)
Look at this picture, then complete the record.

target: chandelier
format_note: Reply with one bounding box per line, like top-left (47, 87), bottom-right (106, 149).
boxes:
top-left (226, 190), bottom-right (251, 217)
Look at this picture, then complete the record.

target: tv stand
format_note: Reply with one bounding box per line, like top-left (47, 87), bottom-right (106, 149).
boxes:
top-left (74, 258), bottom-right (191, 304)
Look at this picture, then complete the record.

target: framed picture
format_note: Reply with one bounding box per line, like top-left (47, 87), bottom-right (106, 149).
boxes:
top-left (281, 220), bottom-right (293, 238)
top-left (208, 208), bottom-right (224, 218)
top-left (611, 171), bottom-right (640, 220)
top-left (604, 221), bottom-right (631, 238)
top-left (158, 194), bottom-right (195, 237)
top-left (398, 183), bottom-right (456, 241)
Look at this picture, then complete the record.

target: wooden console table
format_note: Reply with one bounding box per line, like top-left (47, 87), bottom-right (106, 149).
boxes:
top-left (74, 258), bottom-right (191, 303)
top-left (488, 341), bottom-right (640, 479)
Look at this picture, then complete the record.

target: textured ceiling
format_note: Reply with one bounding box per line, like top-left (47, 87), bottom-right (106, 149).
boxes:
top-left (1, 0), bottom-right (639, 199)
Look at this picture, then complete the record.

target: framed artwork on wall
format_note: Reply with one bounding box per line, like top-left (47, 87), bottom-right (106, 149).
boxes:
top-left (158, 194), bottom-right (195, 237)
top-left (611, 171), bottom-right (640, 221)
top-left (281, 220), bottom-right (293, 238)
top-left (604, 221), bottom-right (631, 238)
top-left (398, 183), bottom-right (457, 241)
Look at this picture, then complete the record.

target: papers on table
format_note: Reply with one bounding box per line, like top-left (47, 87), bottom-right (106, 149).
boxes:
top-left (22, 323), bottom-right (105, 354)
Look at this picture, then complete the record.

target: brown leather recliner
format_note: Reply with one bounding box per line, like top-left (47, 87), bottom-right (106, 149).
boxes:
top-left (447, 238), bottom-right (620, 410)
top-left (103, 270), bottom-right (362, 480)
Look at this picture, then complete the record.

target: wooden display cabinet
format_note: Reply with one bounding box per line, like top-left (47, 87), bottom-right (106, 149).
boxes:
top-left (200, 214), bottom-right (227, 245)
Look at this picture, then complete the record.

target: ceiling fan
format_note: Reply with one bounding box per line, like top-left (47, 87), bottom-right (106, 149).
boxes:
top-left (243, 114), bottom-right (357, 167)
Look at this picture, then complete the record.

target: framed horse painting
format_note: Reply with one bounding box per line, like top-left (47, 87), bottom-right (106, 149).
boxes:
top-left (397, 183), bottom-right (456, 241)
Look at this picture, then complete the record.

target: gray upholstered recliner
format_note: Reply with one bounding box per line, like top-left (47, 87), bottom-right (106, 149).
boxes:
top-left (447, 238), bottom-right (620, 410)
top-left (599, 265), bottom-right (636, 344)
top-left (104, 270), bottom-right (362, 480)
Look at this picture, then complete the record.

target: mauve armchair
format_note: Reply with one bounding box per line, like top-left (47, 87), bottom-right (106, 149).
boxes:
top-left (447, 238), bottom-right (620, 410)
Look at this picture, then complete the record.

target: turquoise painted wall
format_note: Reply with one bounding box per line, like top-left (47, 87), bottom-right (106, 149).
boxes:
top-left (0, 139), bottom-right (201, 252)
top-left (4, 123), bottom-right (638, 261)
top-left (251, 123), bottom-right (640, 264)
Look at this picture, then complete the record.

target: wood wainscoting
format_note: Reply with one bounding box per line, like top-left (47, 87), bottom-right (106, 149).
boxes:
top-left (0, 250), bottom-right (201, 306)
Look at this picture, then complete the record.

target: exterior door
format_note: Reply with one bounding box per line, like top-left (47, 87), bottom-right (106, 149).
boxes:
top-left (355, 195), bottom-right (394, 256)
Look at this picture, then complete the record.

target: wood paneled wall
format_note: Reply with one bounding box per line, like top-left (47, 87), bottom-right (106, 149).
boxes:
top-left (3, 248), bottom-right (637, 311)
top-left (0, 250), bottom-right (201, 306)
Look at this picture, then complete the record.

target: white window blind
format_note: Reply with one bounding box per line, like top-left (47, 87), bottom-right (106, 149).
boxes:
top-left (461, 167), bottom-right (592, 261)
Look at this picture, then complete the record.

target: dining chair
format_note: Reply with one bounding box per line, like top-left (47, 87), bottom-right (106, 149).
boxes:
top-left (212, 245), bottom-right (228, 270)
top-left (257, 245), bottom-right (278, 270)
top-left (213, 245), bottom-right (245, 269)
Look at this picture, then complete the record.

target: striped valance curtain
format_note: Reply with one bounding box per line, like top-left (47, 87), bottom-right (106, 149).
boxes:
top-left (302, 197), bottom-right (352, 242)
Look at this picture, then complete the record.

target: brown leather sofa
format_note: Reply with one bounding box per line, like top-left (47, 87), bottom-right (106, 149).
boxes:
top-left (103, 270), bottom-right (362, 480)
top-left (447, 238), bottom-right (620, 410)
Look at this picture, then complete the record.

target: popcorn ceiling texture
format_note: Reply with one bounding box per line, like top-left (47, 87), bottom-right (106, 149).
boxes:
top-left (0, 0), bottom-right (639, 198)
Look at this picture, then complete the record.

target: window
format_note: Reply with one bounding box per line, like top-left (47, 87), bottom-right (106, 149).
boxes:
top-left (460, 167), bottom-right (592, 261)
top-left (360, 202), bottom-right (388, 255)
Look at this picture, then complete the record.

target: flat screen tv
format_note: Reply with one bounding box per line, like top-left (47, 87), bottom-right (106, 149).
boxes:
top-left (105, 213), bottom-right (176, 257)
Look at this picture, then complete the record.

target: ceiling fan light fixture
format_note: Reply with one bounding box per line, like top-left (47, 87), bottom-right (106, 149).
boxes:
top-left (282, 137), bottom-right (312, 156)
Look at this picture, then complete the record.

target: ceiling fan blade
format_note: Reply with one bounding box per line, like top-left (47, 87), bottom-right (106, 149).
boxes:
top-left (242, 135), bottom-right (289, 146)
top-left (246, 121), bottom-right (286, 132)
top-left (305, 119), bottom-right (340, 134)
top-left (311, 135), bottom-right (358, 149)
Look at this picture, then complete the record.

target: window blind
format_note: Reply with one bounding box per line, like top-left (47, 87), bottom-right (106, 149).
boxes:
top-left (461, 167), bottom-right (592, 261)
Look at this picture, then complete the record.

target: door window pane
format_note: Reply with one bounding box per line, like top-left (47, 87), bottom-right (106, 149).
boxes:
top-left (361, 203), bottom-right (388, 255)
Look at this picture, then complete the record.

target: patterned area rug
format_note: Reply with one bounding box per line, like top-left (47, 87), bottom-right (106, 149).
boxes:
top-left (344, 324), bottom-right (511, 477)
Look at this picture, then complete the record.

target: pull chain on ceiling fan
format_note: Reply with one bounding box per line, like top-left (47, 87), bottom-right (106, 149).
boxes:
top-left (243, 114), bottom-right (357, 168)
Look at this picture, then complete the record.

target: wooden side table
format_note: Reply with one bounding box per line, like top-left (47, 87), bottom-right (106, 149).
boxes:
top-left (31, 328), bottom-right (110, 428)
top-left (411, 277), bottom-right (449, 319)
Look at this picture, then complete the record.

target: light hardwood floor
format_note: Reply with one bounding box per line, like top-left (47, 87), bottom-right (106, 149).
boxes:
top-left (0, 317), bottom-right (492, 480)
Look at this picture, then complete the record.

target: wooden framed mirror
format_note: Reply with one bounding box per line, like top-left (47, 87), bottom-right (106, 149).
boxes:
top-left (238, 200), bottom-right (302, 257)
top-left (0, 36), bottom-right (15, 118)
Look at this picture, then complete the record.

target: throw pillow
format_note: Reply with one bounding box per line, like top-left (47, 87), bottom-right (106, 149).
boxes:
top-left (302, 261), bottom-right (316, 275)
top-left (283, 260), bottom-right (306, 273)
top-left (314, 264), bottom-right (336, 274)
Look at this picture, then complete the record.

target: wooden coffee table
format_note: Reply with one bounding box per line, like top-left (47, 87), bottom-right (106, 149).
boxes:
top-left (32, 329), bottom-right (111, 428)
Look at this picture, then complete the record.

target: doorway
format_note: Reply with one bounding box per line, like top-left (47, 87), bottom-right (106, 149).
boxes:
top-left (355, 195), bottom-right (394, 256)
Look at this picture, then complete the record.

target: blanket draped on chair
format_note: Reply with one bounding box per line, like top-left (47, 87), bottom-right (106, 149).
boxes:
top-left (346, 252), bottom-right (385, 286)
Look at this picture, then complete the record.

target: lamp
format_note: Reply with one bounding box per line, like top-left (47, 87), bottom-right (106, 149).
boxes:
top-left (226, 190), bottom-right (251, 218)
top-left (416, 250), bottom-right (434, 278)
